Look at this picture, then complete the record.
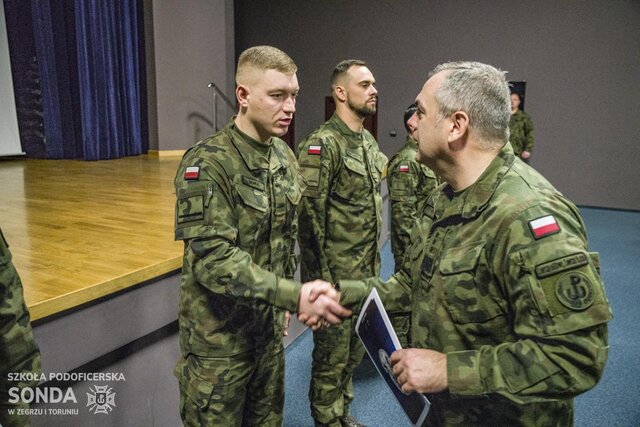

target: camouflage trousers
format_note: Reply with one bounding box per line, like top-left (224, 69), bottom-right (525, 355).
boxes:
top-left (0, 352), bottom-right (42, 427)
top-left (310, 316), bottom-right (365, 425)
top-left (1, 245), bottom-right (42, 427)
top-left (176, 342), bottom-right (285, 427)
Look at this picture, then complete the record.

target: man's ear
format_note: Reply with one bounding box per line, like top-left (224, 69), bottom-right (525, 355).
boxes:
top-left (448, 111), bottom-right (469, 142)
top-left (333, 85), bottom-right (347, 103)
top-left (236, 84), bottom-right (250, 108)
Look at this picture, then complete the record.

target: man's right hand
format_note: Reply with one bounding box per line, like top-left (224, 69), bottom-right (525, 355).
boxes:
top-left (297, 280), bottom-right (351, 329)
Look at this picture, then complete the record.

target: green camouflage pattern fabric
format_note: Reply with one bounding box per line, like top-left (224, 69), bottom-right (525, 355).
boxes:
top-left (387, 137), bottom-right (438, 346)
top-left (297, 113), bottom-right (387, 424)
top-left (0, 227), bottom-right (41, 427)
top-left (174, 118), bottom-right (305, 425)
top-left (339, 144), bottom-right (611, 426)
top-left (387, 137), bottom-right (439, 271)
top-left (175, 339), bottom-right (284, 426)
top-left (509, 109), bottom-right (534, 156)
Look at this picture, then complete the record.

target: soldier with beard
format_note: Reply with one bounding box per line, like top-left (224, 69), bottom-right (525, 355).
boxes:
top-left (297, 59), bottom-right (388, 427)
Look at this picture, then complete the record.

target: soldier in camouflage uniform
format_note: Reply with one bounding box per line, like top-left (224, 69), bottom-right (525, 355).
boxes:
top-left (331, 62), bottom-right (611, 426)
top-left (387, 104), bottom-right (439, 347)
top-left (509, 92), bottom-right (534, 160)
top-left (173, 46), bottom-right (350, 427)
top-left (297, 60), bottom-right (387, 427)
top-left (1, 227), bottom-right (42, 427)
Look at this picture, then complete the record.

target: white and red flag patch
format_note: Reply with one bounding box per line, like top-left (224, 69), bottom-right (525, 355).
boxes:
top-left (308, 145), bottom-right (322, 155)
top-left (399, 164), bottom-right (410, 173)
top-left (184, 166), bottom-right (200, 180)
top-left (529, 215), bottom-right (560, 239)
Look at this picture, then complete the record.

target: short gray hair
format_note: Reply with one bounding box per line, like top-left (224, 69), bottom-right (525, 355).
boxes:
top-left (429, 61), bottom-right (511, 148)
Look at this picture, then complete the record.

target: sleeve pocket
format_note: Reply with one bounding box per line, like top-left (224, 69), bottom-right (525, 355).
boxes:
top-left (175, 182), bottom-right (215, 240)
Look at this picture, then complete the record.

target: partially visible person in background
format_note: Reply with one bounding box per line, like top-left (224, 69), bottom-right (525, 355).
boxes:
top-left (509, 92), bottom-right (534, 161)
top-left (1, 227), bottom-right (42, 427)
top-left (297, 59), bottom-right (387, 427)
top-left (386, 103), bottom-right (438, 347)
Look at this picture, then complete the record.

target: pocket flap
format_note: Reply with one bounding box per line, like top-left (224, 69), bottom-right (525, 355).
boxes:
top-left (440, 242), bottom-right (484, 274)
top-left (236, 183), bottom-right (268, 212)
top-left (343, 155), bottom-right (367, 176)
top-left (182, 360), bottom-right (214, 410)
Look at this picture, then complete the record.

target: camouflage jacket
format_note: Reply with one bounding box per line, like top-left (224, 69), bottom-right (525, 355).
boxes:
top-left (509, 109), bottom-right (534, 156)
top-left (340, 145), bottom-right (611, 425)
top-left (297, 113), bottom-right (388, 282)
top-left (387, 137), bottom-right (438, 272)
top-left (0, 227), bottom-right (41, 382)
top-left (174, 119), bottom-right (305, 357)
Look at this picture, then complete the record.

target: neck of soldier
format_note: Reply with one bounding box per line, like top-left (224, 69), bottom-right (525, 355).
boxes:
top-left (437, 137), bottom-right (499, 192)
top-left (234, 113), bottom-right (271, 144)
top-left (336, 104), bottom-right (365, 133)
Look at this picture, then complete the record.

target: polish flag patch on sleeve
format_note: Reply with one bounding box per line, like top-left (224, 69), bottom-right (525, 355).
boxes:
top-left (528, 215), bottom-right (560, 239)
top-left (308, 145), bottom-right (322, 155)
top-left (184, 166), bottom-right (200, 180)
top-left (399, 164), bottom-right (410, 173)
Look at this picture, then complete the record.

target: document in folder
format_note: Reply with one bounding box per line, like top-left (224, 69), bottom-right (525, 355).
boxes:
top-left (355, 288), bottom-right (430, 426)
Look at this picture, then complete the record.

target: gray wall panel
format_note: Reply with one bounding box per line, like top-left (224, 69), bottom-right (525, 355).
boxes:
top-left (235, 0), bottom-right (640, 210)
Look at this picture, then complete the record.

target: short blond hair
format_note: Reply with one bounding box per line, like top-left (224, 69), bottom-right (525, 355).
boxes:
top-left (236, 46), bottom-right (297, 84)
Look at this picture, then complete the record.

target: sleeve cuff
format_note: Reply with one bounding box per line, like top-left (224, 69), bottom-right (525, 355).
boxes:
top-left (336, 280), bottom-right (369, 313)
top-left (275, 277), bottom-right (302, 312)
top-left (446, 350), bottom-right (485, 397)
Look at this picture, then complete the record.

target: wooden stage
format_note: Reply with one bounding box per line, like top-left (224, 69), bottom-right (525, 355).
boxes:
top-left (0, 154), bottom-right (184, 321)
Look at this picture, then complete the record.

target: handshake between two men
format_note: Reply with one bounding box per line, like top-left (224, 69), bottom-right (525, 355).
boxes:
top-left (296, 279), bottom-right (350, 330)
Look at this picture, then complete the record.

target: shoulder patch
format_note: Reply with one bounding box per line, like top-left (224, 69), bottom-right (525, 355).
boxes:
top-left (555, 272), bottom-right (594, 311)
top-left (535, 253), bottom-right (588, 278)
top-left (529, 215), bottom-right (560, 239)
top-left (184, 166), bottom-right (200, 180)
top-left (399, 164), bottom-right (410, 173)
top-left (308, 145), bottom-right (321, 155)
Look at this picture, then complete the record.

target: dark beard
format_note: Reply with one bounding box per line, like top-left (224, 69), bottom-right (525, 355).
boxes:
top-left (349, 99), bottom-right (376, 117)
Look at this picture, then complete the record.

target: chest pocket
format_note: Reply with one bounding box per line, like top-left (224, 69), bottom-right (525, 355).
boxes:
top-left (439, 242), bottom-right (505, 324)
top-left (332, 149), bottom-right (370, 203)
top-left (235, 175), bottom-right (269, 250)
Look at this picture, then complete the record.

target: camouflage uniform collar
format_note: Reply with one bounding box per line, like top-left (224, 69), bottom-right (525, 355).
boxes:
top-left (329, 113), bottom-right (367, 146)
top-left (228, 120), bottom-right (272, 170)
top-left (404, 136), bottom-right (418, 150)
top-left (447, 143), bottom-right (516, 219)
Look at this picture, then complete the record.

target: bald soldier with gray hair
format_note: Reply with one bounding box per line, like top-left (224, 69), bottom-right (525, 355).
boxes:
top-left (304, 61), bottom-right (611, 425)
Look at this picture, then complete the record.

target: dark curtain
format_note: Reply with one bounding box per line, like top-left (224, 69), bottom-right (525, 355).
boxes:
top-left (3, 0), bottom-right (47, 158)
top-left (74, 0), bottom-right (146, 160)
top-left (4, 0), bottom-right (147, 160)
top-left (31, 0), bottom-right (82, 159)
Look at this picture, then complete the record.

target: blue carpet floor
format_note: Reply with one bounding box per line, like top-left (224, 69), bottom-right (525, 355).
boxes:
top-left (284, 207), bottom-right (640, 426)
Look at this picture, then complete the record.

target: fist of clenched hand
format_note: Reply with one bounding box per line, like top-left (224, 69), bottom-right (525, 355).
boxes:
top-left (297, 280), bottom-right (352, 330)
top-left (389, 348), bottom-right (448, 394)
